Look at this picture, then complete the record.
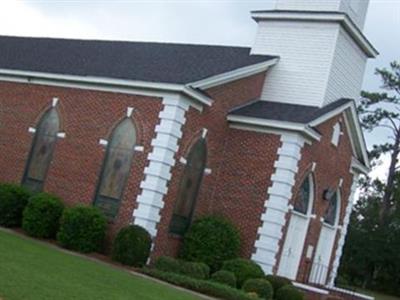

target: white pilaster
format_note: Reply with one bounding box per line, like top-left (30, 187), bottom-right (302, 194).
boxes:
top-left (251, 133), bottom-right (305, 274)
top-left (327, 173), bottom-right (359, 287)
top-left (132, 95), bottom-right (190, 237)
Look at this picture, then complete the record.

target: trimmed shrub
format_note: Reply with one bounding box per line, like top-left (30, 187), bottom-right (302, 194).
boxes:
top-left (154, 256), bottom-right (181, 273)
top-left (265, 275), bottom-right (292, 294)
top-left (0, 183), bottom-right (32, 227)
top-left (154, 256), bottom-right (210, 279)
top-left (180, 261), bottom-right (210, 280)
top-left (242, 278), bottom-right (273, 300)
top-left (22, 192), bottom-right (64, 238)
top-left (180, 216), bottom-right (240, 271)
top-left (275, 285), bottom-right (304, 300)
top-left (221, 258), bottom-right (265, 288)
top-left (112, 225), bottom-right (151, 267)
top-left (142, 268), bottom-right (262, 300)
top-left (211, 270), bottom-right (237, 288)
top-left (57, 205), bottom-right (107, 253)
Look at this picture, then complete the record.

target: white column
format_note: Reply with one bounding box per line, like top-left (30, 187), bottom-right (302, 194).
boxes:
top-left (327, 173), bottom-right (359, 287)
top-left (251, 133), bottom-right (305, 274)
top-left (132, 94), bottom-right (189, 237)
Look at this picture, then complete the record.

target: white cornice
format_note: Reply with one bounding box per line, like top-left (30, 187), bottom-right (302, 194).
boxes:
top-left (251, 11), bottom-right (378, 58)
top-left (190, 58), bottom-right (279, 90)
top-left (0, 68), bottom-right (212, 109)
top-left (351, 157), bottom-right (370, 175)
top-left (227, 114), bottom-right (321, 141)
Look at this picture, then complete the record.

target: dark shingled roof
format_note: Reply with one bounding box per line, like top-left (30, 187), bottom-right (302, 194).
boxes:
top-left (0, 35), bottom-right (276, 84)
top-left (230, 98), bottom-right (353, 124)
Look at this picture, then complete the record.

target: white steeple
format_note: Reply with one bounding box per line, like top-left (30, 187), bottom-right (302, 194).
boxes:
top-left (251, 0), bottom-right (377, 107)
top-left (275, 0), bottom-right (369, 30)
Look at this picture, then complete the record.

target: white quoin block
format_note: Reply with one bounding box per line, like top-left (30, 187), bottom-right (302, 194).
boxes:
top-left (133, 94), bottom-right (189, 242)
top-left (252, 133), bottom-right (304, 274)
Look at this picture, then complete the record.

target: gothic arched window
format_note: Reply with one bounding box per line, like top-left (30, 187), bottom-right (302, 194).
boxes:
top-left (294, 175), bottom-right (313, 215)
top-left (324, 191), bottom-right (339, 226)
top-left (169, 138), bottom-right (207, 235)
top-left (22, 107), bottom-right (60, 192)
top-left (94, 118), bottom-right (136, 218)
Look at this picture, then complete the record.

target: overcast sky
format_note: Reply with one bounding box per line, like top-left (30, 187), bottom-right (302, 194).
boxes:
top-left (0, 0), bottom-right (399, 179)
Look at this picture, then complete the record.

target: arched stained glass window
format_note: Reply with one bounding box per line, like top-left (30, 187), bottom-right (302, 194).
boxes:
top-left (94, 118), bottom-right (136, 218)
top-left (294, 175), bottom-right (312, 215)
top-left (324, 191), bottom-right (339, 226)
top-left (23, 107), bottom-right (60, 192)
top-left (169, 138), bottom-right (207, 235)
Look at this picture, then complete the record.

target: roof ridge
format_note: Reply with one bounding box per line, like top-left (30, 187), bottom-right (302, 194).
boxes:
top-left (0, 34), bottom-right (253, 50)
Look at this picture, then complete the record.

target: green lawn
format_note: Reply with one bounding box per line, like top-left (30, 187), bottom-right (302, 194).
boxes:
top-left (0, 229), bottom-right (201, 300)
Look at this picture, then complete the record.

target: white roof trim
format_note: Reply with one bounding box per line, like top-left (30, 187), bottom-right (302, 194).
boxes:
top-left (309, 102), bottom-right (353, 127)
top-left (309, 101), bottom-right (369, 169)
top-left (0, 68), bottom-right (212, 108)
top-left (190, 58), bottom-right (279, 89)
top-left (227, 114), bottom-right (321, 141)
top-left (251, 11), bottom-right (378, 58)
top-left (351, 157), bottom-right (370, 175)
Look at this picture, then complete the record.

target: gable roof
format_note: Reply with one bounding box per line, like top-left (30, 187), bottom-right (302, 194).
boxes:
top-left (0, 35), bottom-right (276, 85)
top-left (229, 98), bottom-right (352, 123)
top-left (228, 98), bottom-right (369, 171)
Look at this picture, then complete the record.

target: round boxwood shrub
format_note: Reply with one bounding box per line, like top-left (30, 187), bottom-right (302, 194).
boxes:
top-left (22, 192), bottom-right (64, 238)
top-left (154, 256), bottom-right (210, 280)
top-left (180, 261), bottom-right (210, 280)
top-left (265, 275), bottom-right (292, 294)
top-left (57, 205), bottom-right (107, 253)
top-left (242, 278), bottom-right (273, 300)
top-left (154, 256), bottom-right (181, 273)
top-left (221, 258), bottom-right (265, 288)
top-left (275, 285), bottom-right (304, 300)
top-left (180, 216), bottom-right (240, 271)
top-left (112, 225), bottom-right (152, 267)
top-left (0, 183), bottom-right (32, 227)
top-left (211, 270), bottom-right (237, 288)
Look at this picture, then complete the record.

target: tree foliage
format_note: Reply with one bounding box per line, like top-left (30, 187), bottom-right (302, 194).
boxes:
top-left (339, 61), bottom-right (400, 296)
top-left (358, 61), bottom-right (400, 223)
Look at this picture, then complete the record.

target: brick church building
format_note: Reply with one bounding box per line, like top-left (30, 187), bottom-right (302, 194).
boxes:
top-left (0, 0), bottom-right (377, 290)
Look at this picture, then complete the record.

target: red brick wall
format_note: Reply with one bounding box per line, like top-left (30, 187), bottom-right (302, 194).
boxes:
top-left (150, 72), bottom-right (274, 259)
top-left (274, 114), bottom-right (354, 282)
top-left (0, 81), bottom-right (162, 241)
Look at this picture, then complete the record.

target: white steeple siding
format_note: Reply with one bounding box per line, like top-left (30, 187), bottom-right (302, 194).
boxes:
top-left (275, 0), bottom-right (369, 30)
top-left (251, 0), bottom-right (376, 108)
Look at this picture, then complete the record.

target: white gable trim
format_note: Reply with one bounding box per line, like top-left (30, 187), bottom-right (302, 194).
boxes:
top-left (227, 114), bottom-right (321, 141)
top-left (309, 101), bottom-right (369, 169)
top-left (190, 58), bottom-right (279, 90)
top-left (251, 11), bottom-right (378, 57)
top-left (0, 68), bottom-right (212, 109)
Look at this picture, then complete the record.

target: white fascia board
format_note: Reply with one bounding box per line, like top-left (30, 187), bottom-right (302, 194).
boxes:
top-left (189, 58), bottom-right (279, 90)
top-left (351, 157), bottom-right (370, 175)
top-left (309, 101), bottom-right (370, 169)
top-left (251, 11), bottom-right (378, 58)
top-left (0, 68), bottom-right (212, 108)
top-left (227, 114), bottom-right (321, 141)
top-left (308, 102), bottom-right (353, 127)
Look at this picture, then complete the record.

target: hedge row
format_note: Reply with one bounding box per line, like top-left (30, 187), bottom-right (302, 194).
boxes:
top-left (0, 183), bottom-right (152, 267)
top-left (142, 268), bottom-right (262, 300)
